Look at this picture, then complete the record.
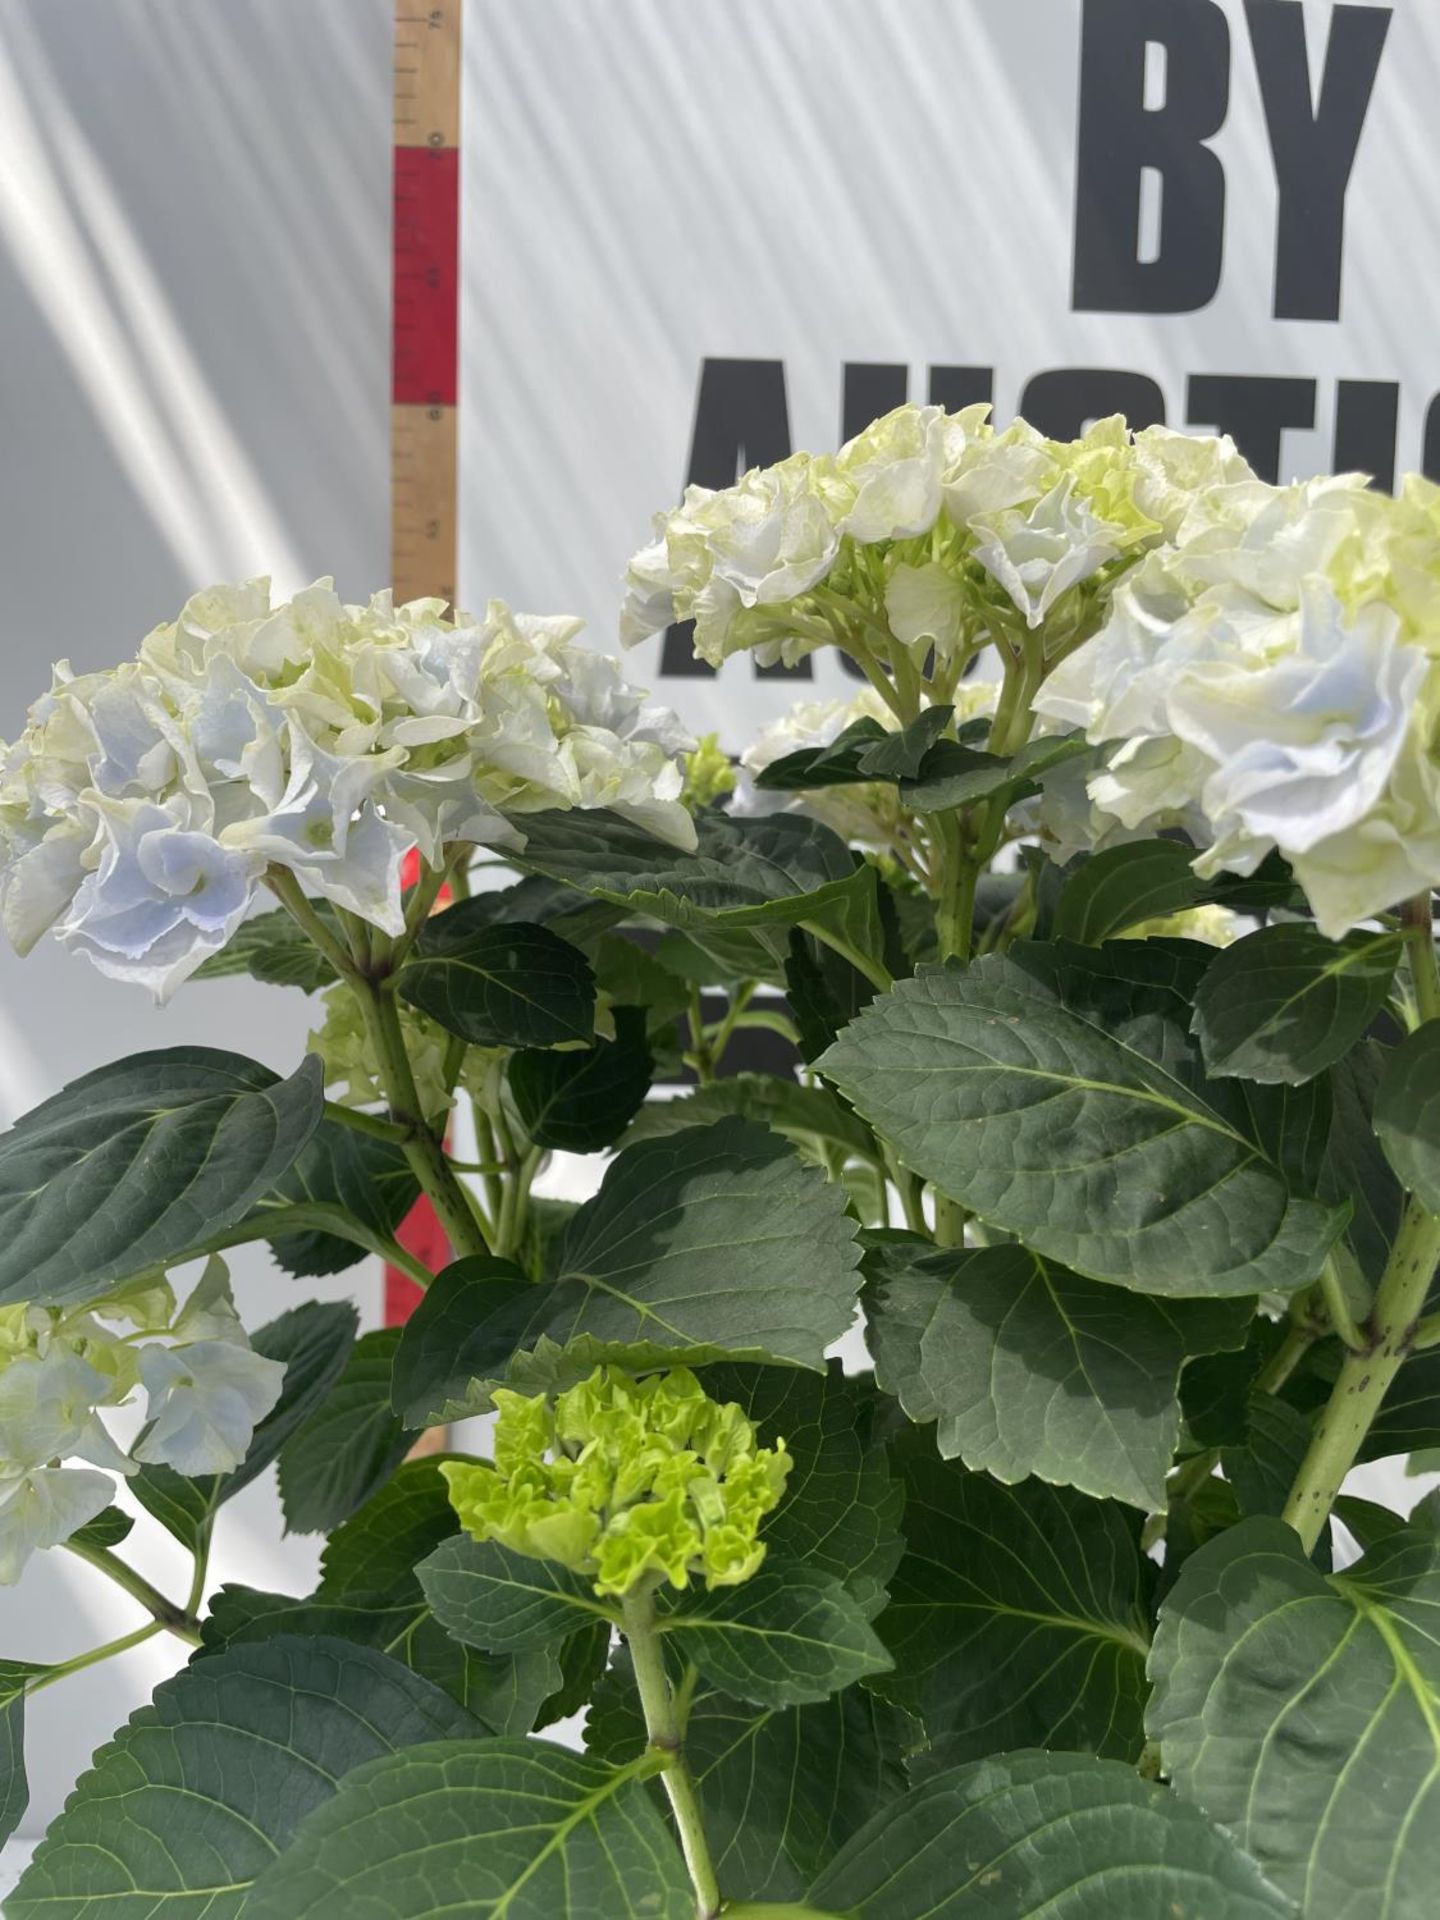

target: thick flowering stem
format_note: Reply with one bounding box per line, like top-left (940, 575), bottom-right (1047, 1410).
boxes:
top-left (1282, 1200), bottom-right (1440, 1553)
top-left (621, 1584), bottom-right (721, 1920)
top-left (353, 976), bottom-right (493, 1262)
top-left (63, 1539), bottom-right (202, 1644)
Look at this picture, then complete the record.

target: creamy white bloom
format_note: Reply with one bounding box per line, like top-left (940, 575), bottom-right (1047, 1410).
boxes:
top-left (834, 404), bottom-right (948, 543)
top-left (1035, 465), bottom-right (1440, 933)
top-left (133, 1338), bottom-right (287, 1477)
top-left (970, 475), bottom-right (1122, 629)
top-left (1172, 585), bottom-right (1424, 863)
top-left (1, 580), bottom-right (694, 991)
top-left (0, 1466), bottom-right (114, 1585)
top-left (0, 1346), bottom-right (133, 1477)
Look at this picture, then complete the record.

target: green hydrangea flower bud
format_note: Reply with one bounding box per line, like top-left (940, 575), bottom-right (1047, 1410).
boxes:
top-left (441, 1365), bottom-right (791, 1599)
top-left (681, 733), bottom-right (737, 811)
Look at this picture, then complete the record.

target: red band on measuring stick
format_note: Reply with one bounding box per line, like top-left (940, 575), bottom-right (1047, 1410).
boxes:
top-left (393, 145), bottom-right (459, 407)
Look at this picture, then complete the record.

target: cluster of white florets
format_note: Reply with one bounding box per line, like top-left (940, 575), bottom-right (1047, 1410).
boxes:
top-left (1035, 472), bottom-right (1440, 935)
top-left (0, 581), bottom-right (694, 997)
top-left (622, 405), bottom-right (1250, 673)
top-left (0, 1260), bottom-right (283, 1583)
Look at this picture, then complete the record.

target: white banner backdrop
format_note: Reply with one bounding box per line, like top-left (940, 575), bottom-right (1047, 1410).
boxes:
top-left (460, 0), bottom-right (1433, 744)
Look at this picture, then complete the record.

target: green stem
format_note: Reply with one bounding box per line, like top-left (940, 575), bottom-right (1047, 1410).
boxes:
top-left (1404, 891), bottom-right (1440, 1026)
top-left (63, 1540), bottom-right (202, 1644)
top-left (322, 1100), bottom-right (413, 1145)
top-left (800, 922), bottom-right (893, 994)
top-left (27, 1619), bottom-right (168, 1695)
top-left (196, 1200), bottom-right (435, 1291)
top-left (707, 981), bottom-right (757, 1074)
top-left (388, 847), bottom-right (458, 971)
top-left (264, 867), bottom-right (360, 982)
top-left (1254, 1318), bottom-right (1317, 1395)
top-left (882, 1148), bottom-right (928, 1235)
top-left (933, 1192), bottom-right (968, 1249)
top-left (1315, 1251), bottom-right (1368, 1353)
top-left (1283, 1201), bottom-right (1440, 1553)
top-left (186, 1522), bottom-right (213, 1619)
top-left (621, 1585), bottom-right (721, 1920)
top-left (353, 978), bottom-right (492, 1260)
top-left (934, 813), bottom-right (978, 964)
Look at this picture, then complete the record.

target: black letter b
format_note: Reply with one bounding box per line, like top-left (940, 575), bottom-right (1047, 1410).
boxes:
top-left (1073, 0), bottom-right (1230, 314)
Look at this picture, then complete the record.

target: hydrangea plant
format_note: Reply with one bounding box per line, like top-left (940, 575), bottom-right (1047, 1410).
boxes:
top-left (2, 406), bottom-right (1440, 1917)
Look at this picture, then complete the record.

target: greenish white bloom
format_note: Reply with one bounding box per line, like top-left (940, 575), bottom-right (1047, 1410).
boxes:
top-left (1035, 470), bottom-right (1440, 935)
top-left (442, 1365), bottom-right (791, 1598)
top-left (0, 582), bottom-right (694, 996)
top-left (0, 1260), bottom-right (284, 1582)
top-left (131, 1339), bottom-right (287, 1478)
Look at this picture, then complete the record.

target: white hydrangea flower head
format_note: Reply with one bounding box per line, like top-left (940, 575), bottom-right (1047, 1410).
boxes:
top-left (0, 1258), bottom-right (292, 1579)
top-left (1034, 469), bottom-right (1440, 935)
top-left (1, 580), bottom-right (694, 995)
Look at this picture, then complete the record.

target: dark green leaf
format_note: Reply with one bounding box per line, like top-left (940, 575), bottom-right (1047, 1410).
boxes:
top-left (257, 1118), bottom-right (420, 1278)
top-left (807, 1750), bottom-right (1294, 1919)
top-left (1193, 924), bottom-right (1401, 1084)
top-left (1333, 1495), bottom-right (1410, 1554)
top-left (509, 1004), bottom-right (653, 1152)
top-left (506, 1118), bottom-right (863, 1383)
top-left (512, 806), bottom-right (880, 963)
top-left (754, 715), bottom-right (891, 790)
top-left (1234, 1074), bottom-right (1333, 1195)
top-left (0, 1048), bottom-right (324, 1308)
top-left (591, 933), bottom-right (690, 1037)
top-left (1361, 1346), bottom-right (1440, 1463)
top-left (1150, 1515), bottom-right (1440, 1915)
top-left (874, 1433), bottom-right (1153, 1766)
top-left (399, 912), bottom-right (595, 1048)
top-left (588, 1651), bottom-right (905, 1902)
top-left (417, 1536), bottom-right (616, 1651)
top-left (244, 1738), bottom-right (691, 1919)
top-left (203, 1458), bottom-right (562, 1733)
top-left (8, 1638), bottom-right (479, 1919)
top-left (1376, 1021), bottom-right (1440, 1210)
top-left (1321, 1041), bottom-right (1404, 1284)
top-left (277, 1328), bottom-right (416, 1534)
top-left (391, 1257), bottom-right (537, 1425)
top-left (820, 955), bottom-right (1342, 1298)
top-left (0, 1661), bottom-right (44, 1850)
top-left (667, 1566), bottom-right (892, 1707)
top-left (1052, 840), bottom-right (1202, 945)
top-left (1179, 1318), bottom-right (1287, 1449)
top-left (66, 1504), bottom-right (134, 1551)
top-left (704, 1361), bottom-right (904, 1616)
top-left (534, 1621), bottom-right (612, 1730)
top-left (855, 704), bottom-right (956, 780)
top-left (865, 1239), bottom-right (1250, 1510)
top-left (899, 732), bottom-right (1088, 813)
top-left (1200, 850), bottom-right (1307, 914)
top-left (622, 1072), bottom-right (877, 1167)
top-left (1222, 1394), bottom-right (1318, 1525)
top-left (785, 924), bottom-right (876, 1061)
top-left (131, 1300), bottom-right (356, 1553)
top-left (192, 905), bottom-right (341, 990)
top-left (444, 874), bottom-right (625, 951)
top-left (196, 1585), bottom-right (558, 1735)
